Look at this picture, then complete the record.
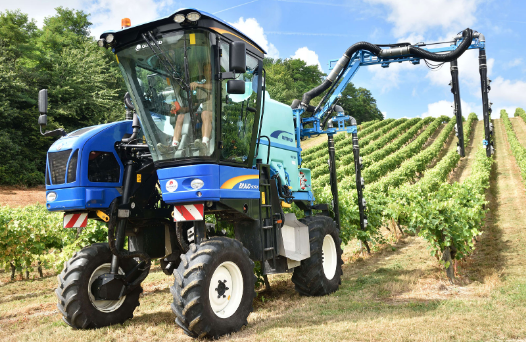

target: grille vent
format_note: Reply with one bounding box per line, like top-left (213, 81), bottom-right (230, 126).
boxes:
top-left (66, 150), bottom-right (78, 183)
top-left (48, 150), bottom-right (71, 185)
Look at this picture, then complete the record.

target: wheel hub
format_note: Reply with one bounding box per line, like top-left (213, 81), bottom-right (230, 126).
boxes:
top-left (208, 261), bottom-right (243, 318)
top-left (215, 279), bottom-right (229, 298)
top-left (88, 263), bottom-right (127, 313)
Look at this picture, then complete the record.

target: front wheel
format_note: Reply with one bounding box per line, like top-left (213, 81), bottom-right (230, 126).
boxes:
top-left (171, 237), bottom-right (256, 338)
top-left (292, 216), bottom-right (343, 296)
top-left (55, 243), bottom-right (142, 329)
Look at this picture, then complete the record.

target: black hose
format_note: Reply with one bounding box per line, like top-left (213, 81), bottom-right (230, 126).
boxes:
top-left (301, 28), bottom-right (473, 107)
top-left (124, 92), bottom-right (135, 110)
top-left (302, 42), bottom-right (382, 106)
top-left (409, 28), bottom-right (473, 62)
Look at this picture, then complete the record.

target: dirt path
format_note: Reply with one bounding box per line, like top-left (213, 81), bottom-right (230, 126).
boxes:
top-left (0, 186), bottom-right (46, 207)
top-left (449, 120), bottom-right (484, 183)
top-left (510, 116), bottom-right (526, 148)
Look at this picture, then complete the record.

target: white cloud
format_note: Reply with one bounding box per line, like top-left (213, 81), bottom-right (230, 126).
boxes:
top-left (490, 77), bottom-right (526, 109)
top-left (1, 0), bottom-right (82, 27)
top-left (87, 0), bottom-right (175, 38)
top-left (291, 47), bottom-right (323, 71)
top-left (506, 58), bottom-right (523, 68)
top-left (368, 62), bottom-right (416, 93)
top-left (1, 0), bottom-right (176, 38)
top-left (422, 99), bottom-right (479, 118)
top-left (397, 33), bottom-right (425, 44)
top-left (365, 0), bottom-right (479, 38)
top-left (382, 111), bottom-right (387, 118)
top-left (229, 17), bottom-right (279, 58)
top-left (426, 49), bottom-right (495, 96)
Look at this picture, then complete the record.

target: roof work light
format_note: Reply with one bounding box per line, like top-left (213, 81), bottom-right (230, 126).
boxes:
top-left (121, 18), bottom-right (131, 29)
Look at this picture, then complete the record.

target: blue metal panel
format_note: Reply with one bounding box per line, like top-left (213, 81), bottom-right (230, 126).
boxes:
top-left (157, 164), bottom-right (260, 204)
top-left (46, 121), bottom-right (132, 191)
top-left (46, 187), bottom-right (122, 211)
top-left (45, 121), bottom-right (133, 212)
top-left (158, 164), bottom-right (220, 203)
top-left (292, 190), bottom-right (315, 204)
top-left (257, 139), bottom-right (301, 153)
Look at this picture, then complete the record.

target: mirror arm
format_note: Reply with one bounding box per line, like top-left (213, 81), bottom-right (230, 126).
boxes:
top-left (40, 126), bottom-right (67, 137)
top-left (220, 72), bottom-right (235, 80)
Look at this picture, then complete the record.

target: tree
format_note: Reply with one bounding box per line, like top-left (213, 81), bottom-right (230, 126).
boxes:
top-left (263, 58), bottom-right (326, 106)
top-left (338, 83), bottom-right (384, 124)
top-left (0, 8), bottom-right (126, 186)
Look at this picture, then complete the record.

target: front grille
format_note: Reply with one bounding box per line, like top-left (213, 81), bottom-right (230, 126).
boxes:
top-left (48, 150), bottom-right (71, 184)
top-left (66, 150), bottom-right (78, 183)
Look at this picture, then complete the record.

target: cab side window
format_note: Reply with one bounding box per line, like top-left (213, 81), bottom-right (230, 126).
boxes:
top-left (220, 42), bottom-right (259, 164)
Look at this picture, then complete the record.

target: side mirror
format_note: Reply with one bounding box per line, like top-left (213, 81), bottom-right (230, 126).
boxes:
top-left (38, 89), bottom-right (48, 114)
top-left (38, 89), bottom-right (48, 128)
top-left (227, 80), bottom-right (246, 94)
top-left (229, 41), bottom-right (246, 73)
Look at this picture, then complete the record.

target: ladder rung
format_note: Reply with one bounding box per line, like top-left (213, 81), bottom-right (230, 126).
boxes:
top-left (264, 247), bottom-right (274, 251)
top-left (260, 183), bottom-right (270, 186)
top-left (262, 225), bottom-right (273, 229)
top-left (261, 204), bottom-right (272, 207)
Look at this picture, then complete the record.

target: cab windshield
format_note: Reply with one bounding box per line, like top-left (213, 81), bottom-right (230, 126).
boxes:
top-left (117, 29), bottom-right (216, 162)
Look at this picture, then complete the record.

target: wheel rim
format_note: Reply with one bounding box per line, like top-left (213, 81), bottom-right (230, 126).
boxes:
top-left (208, 261), bottom-right (244, 318)
top-left (88, 263), bottom-right (126, 313)
top-left (322, 234), bottom-right (337, 280)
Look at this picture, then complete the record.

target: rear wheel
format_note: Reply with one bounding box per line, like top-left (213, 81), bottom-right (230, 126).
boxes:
top-left (55, 243), bottom-right (142, 329)
top-left (291, 216), bottom-right (343, 296)
top-left (171, 237), bottom-right (256, 338)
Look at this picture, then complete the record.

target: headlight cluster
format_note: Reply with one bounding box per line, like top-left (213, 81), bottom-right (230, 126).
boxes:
top-left (173, 12), bottom-right (201, 23)
top-left (98, 34), bottom-right (116, 48)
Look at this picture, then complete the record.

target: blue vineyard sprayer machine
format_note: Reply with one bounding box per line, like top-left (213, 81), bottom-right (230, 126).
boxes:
top-left (38, 8), bottom-right (492, 338)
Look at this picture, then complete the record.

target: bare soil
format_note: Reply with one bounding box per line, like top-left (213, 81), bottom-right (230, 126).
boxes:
top-left (0, 186), bottom-right (46, 207)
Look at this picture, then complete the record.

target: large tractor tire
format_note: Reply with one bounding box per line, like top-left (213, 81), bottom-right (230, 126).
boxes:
top-left (171, 237), bottom-right (256, 338)
top-left (55, 243), bottom-right (142, 329)
top-left (292, 216), bottom-right (343, 296)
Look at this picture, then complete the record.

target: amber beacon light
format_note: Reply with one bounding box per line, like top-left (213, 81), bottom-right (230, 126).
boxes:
top-left (121, 18), bottom-right (131, 29)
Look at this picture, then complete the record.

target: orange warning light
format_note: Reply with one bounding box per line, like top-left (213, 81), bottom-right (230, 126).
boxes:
top-left (121, 18), bottom-right (131, 29)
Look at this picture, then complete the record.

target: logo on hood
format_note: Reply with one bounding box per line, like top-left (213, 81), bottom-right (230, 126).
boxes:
top-left (270, 130), bottom-right (294, 143)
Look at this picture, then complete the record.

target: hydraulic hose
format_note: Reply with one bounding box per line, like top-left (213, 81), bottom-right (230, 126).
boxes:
top-left (302, 42), bottom-right (381, 107)
top-left (301, 28), bottom-right (473, 107)
top-left (405, 28), bottom-right (473, 61)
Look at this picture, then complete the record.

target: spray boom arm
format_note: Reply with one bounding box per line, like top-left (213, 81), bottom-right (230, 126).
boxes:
top-left (294, 29), bottom-right (487, 142)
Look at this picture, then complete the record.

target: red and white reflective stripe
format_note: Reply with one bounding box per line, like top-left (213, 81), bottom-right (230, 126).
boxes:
top-left (63, 213), bottom-right (88, 228)
top-left (173, 204), bottom-right (204, 222)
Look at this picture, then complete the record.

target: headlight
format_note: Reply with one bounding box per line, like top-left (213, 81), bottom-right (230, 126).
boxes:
top-left (191, 179), bottom-right (204, 190)
top-left (47, 192), bottom-right (57, 202)
top-left (173, 14), bottom-right (186, 23)
top-left (105, 34), bottom-right (115, 44)
top-left (97, 39), bottom-right (105, 47)
top-left (186, 12), bottom-right (201, 21)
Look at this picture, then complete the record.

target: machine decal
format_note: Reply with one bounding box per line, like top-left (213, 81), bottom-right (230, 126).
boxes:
top-left (270, 130), bottom-right (294, 143)
top-left (166, 179), bottom-right (178, 192)
top-left (63, 213), bottom-right (88, 228)
top-left (220, 175), bottom-right (259, 189)
top-left (173, 204), bottom-right (204, 222)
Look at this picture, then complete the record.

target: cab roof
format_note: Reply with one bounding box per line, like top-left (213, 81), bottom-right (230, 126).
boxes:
top-left (100, 8), bottom-right (266, 57)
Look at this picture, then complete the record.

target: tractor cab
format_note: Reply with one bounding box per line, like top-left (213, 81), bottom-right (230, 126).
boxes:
top-left (104, 9), bottom-right (264, 164)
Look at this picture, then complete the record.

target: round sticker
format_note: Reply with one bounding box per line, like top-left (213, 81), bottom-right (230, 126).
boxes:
top-left (166, 179), bottom-right (178, 192)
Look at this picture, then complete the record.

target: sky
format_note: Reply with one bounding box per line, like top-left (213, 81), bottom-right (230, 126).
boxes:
top-left (2, 0), bottom-right (525, 120)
